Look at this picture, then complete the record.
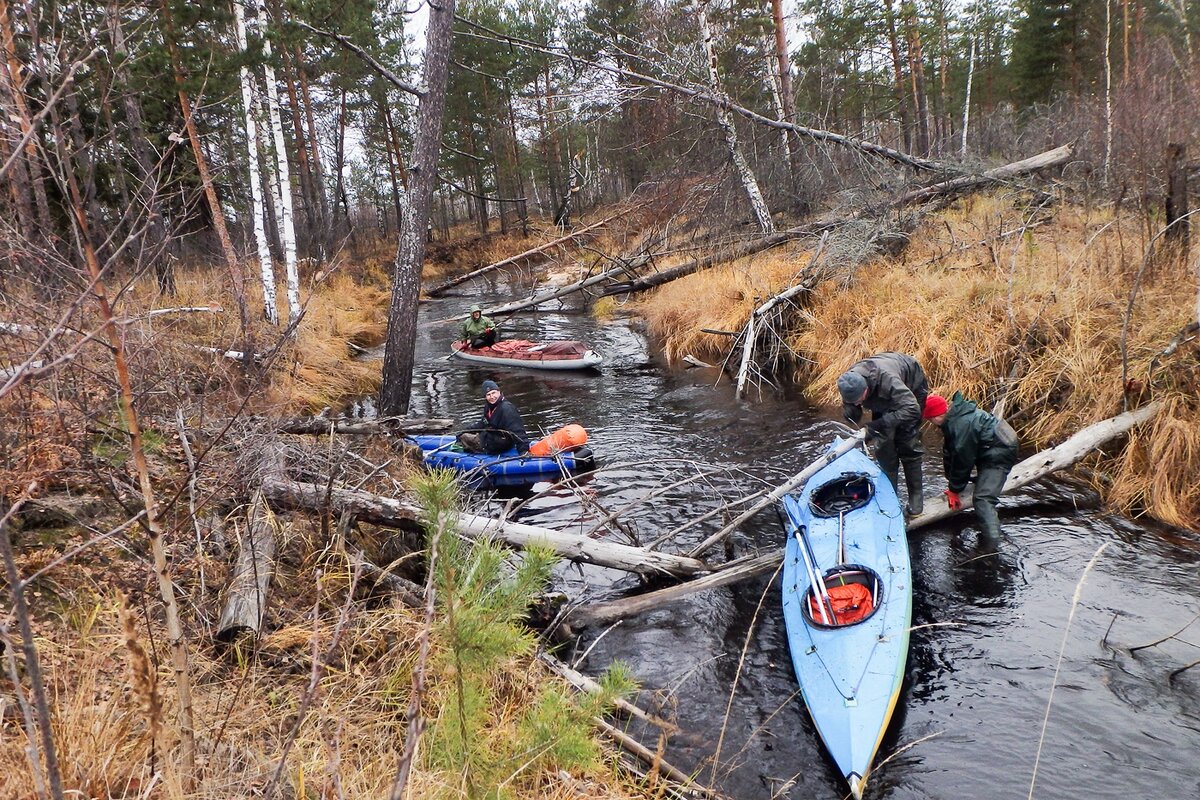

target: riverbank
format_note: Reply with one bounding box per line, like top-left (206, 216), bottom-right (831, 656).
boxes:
top-left (630, 193), bottom-right (1199, 531)
top-left (0, 232), bottom-right (667, 799)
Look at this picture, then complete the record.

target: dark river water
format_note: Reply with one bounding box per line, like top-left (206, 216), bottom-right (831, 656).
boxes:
top-left (376, 284), bottom-right (1200, 800)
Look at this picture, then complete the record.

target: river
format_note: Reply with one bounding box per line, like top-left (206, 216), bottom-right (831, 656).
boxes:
top-left (373, 286), bottom-right (1200, 800)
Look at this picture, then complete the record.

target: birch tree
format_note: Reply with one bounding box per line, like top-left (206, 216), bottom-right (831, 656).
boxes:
top-left (696, 0), bottom-right (774, 234)
top-left (379, 0), bottom-right (455, 415)
top-left (254, 0), bottom-right (300, 324)
top-left (233, 0), bottom-right (278, 324)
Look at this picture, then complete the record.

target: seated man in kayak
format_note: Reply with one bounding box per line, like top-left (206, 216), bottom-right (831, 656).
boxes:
top-left (460, 304), bottom-right (498, 349)
top-left (922, 392), bottom-right (1019, 538)
top-left (459, 379), bottom-right (530, 455)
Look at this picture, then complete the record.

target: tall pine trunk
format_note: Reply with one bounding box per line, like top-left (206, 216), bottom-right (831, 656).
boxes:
top-left (0, 0), bottom-right (53, 239)
top-left (379, 0), bottom-right (456, 416)
top-left (882, 0), bottom-right (912, 151)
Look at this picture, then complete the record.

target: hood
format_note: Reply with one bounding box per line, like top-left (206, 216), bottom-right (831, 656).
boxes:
top-left (947, 390), bottom-right (978, 416)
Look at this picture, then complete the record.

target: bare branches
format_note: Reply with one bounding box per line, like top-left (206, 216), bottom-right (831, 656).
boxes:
top-left (293, 20), bottom-right (424, 98)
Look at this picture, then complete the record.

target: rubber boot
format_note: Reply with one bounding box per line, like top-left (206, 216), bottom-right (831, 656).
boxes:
top-left (903, 461), bottom-right (924, 517)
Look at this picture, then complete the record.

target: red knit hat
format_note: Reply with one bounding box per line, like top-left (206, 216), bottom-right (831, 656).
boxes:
top-left (923, 394), bottom-right (948, 419)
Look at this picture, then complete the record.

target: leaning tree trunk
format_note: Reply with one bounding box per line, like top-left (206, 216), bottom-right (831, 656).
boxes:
top-left (232, 0), bottom-right (278, 324)
top-left (697, 0), bottom-right (774, 234)
top-left (378, 0), bottom-right (456, 416)
top-left (255, 0), bottom-right (301, 324)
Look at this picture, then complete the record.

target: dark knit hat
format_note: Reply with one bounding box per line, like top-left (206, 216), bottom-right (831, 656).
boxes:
top-left (482, 379), bottom-right (500, 394)
top-left (923, 394), bottom-right (948, 419)
top-left (837, 371), bottom-right (868, 403)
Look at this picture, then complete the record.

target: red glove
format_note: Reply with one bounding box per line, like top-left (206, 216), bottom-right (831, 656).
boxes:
top-left (944, 490), bottom-right (962, 511)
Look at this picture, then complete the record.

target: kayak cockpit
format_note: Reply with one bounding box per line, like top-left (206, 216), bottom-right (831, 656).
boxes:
top-left (803, 564), bottom-right (882, 628)
top-left (809, 473), bottom-right (874, 516)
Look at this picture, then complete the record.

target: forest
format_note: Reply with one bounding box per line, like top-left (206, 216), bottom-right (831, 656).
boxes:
top-left (2, 0), bottom-right (1199, 798)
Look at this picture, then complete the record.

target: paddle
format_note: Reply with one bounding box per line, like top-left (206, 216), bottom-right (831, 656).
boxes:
top-left (780, 500), bottom-right (836, 626)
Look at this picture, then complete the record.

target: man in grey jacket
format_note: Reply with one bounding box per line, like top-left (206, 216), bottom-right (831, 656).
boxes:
top-left (837, 352), bottom-right (930, 516)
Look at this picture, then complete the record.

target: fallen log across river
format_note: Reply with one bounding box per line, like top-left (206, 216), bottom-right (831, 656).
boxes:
top-left (259, 476), bottom-right (709, 577)
top-left (566, 401), bottom-right (1163, 629)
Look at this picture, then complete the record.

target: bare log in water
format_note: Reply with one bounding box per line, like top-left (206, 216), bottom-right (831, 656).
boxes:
top-left (570, 403), bottom-right (1163, 628)
top-left (260, 477), bottom-right (709, 577)
top-left (274, 416), bottom-right (453, 435)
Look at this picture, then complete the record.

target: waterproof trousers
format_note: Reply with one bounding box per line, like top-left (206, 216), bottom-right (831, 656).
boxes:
top-left (971, 446), bottom-right (1017, 538)
top-left (875, 423), bottom-right (924, 513)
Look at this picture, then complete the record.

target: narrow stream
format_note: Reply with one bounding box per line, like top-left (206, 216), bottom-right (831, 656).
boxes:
top-left (370, 286), bottom-right (1200, 799)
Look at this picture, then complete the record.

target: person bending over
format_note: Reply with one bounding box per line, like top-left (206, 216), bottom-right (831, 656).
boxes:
top-left (922, 392), bottom-right (1019, 538)
top-left (837, 351), bottom-right (930, 515)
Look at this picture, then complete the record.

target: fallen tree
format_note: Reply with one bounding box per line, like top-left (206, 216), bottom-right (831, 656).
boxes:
top-left (260, 476), bottom-right (710, 577)
top-left (216, 493), bottom-right (277, 641)
top-left (568, 402), bottom-right (1163, 628)
top-left (426, 209), bottom-right (628, 296)
top-left (892, 143), bottom-right (1074, 207)
top-left (274, 416), bottom-right (453, 435)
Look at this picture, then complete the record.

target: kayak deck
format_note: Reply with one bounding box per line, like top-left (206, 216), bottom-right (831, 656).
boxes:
top-left (780, 441), bottom-right (911, 798)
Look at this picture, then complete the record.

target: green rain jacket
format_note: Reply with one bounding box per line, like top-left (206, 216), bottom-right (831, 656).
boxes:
top-left (461, 312), bottom-right (496, 340)
top-left (941, 391), bottom-right (1019, 493)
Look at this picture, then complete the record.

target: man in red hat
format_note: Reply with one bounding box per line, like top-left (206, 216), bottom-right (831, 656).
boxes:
top-left (923, 392), bottom-right (1019, 538)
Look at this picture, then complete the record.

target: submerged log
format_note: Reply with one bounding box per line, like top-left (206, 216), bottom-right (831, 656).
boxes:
top-left (260, 477), bottom-right (709, 577)
top-left (687, 430), bottom-right (866, 558)
top-left (570, 403), bottom-right (1163, 628)
top-left (568, 552), bottom-right (780, 629)
top-left (275, 416), bottom-right (453, 435)
top-left (426, 210), bottom-right (626, 296)
top-left (216, 493), bottom-right (277, 642)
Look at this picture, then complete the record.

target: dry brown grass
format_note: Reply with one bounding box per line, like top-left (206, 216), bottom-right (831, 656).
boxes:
top-left (0, 569), bottom-right (648, 799)
top-left (634, 244), bottom-right (823, 363)
top-left (636, 193), bottom-right (1200, 528)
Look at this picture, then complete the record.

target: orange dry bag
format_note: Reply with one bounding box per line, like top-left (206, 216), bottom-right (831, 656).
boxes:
top-left (529, 424), bottom-right (589, 456)
top-left (808, 582), bottom-right (874, 626)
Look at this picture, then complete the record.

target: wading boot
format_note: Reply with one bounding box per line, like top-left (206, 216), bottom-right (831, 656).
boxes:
top-left (903, 462), bottom-right (924, 517)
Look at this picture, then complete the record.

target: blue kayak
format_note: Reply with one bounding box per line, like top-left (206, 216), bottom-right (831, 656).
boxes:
top-left (780, 438), bottom-right (911, 799)
top-left (408, 435), bottom-right (596, 489)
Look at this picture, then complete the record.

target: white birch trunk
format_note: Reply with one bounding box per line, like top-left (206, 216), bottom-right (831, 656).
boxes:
top-left (233, 0), bottom-right (277, 325)
top-left (761, 34), bottom-right (790, 160)
top-left (698, 0), bottom-right (774, 234)
top-left (961, 36), bottom-right (975, 158)
top-left (1103, 0), bottom-right (1113, 185)
top-left (254, 0), bottom-right (301, 324)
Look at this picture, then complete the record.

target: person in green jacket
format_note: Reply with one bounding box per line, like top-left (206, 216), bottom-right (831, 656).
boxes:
top-left (460, 304), bottom-right (498, 348)
top-left (922, 392), bottom-right (1019, 538)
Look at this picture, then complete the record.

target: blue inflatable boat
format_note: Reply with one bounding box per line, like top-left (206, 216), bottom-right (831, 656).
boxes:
top-left (407, 435), bottom-right (596, 489)
top-left (780, 438), bottom-right (912, 799)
